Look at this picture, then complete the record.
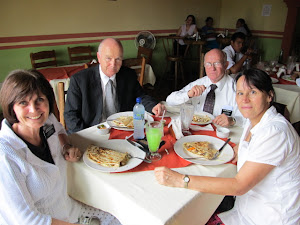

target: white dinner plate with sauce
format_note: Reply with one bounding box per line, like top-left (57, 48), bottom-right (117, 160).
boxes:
top-left (174, 135), bottom-right (234, 165)
top-left (106, 111), bottom-right (154, 131)
top-left (191, 112), bottom-right (215, 125)
top-left (281, 75), bottom-right (296, 83)
top-left (83, 139), bottom-right (146, 172)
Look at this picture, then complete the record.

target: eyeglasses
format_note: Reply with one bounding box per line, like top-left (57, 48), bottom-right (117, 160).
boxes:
top-left (204, 62), bottom-right (223, 68)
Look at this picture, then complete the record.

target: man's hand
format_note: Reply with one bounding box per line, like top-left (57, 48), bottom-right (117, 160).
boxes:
top-left (187, 85), bottom-right (206, 98)
top-left (152, 103), bottom-right (166, 117)
top-left (213, 114), bottom-right (232, 127)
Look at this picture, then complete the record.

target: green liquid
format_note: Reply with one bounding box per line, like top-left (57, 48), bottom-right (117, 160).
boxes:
top-left (146, 128), bottom-right (162, 152)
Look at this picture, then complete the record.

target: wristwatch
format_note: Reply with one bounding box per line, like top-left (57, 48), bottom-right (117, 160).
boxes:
top-left (183, 175), bottom-right (190, 189)
top-left (229, 116), bottom-right (236, 126)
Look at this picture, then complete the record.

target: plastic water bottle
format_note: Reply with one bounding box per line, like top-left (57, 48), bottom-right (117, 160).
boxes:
top-left (133, 97), bottom-right (145, 140)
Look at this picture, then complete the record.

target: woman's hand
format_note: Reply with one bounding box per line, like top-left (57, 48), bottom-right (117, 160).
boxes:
top-left (62, 144), bottom-right (82, 162)
top-left (154, 166), bottom-right (184, 188)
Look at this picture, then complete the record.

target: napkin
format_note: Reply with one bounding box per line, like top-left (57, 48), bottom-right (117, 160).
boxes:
top-left (296, 78), bottom-right (300, 87)
top-left (190, 124), bottom-right (214, 131)
top-left (168, 117), bottom-right (183, 140)
top-left (217, 33), bottom-right (225, 38)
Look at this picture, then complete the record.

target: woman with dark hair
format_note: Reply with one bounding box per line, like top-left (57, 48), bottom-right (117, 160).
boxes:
top-left (201, 17), bottom-right (219, 49)
top-left (0, 70), bottom-right (121, 225)
top-left (175, 14), bottom-right (198, 55)
top-left (155, 68), bottom-right (300, 225)
top-left (235, 18), bottom-right (252, 37)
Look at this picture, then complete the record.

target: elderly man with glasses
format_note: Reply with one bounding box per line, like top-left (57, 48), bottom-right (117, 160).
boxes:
top-left (166, 49), bottom-right (243, 127)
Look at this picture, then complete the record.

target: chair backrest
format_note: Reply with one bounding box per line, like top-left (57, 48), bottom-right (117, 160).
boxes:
top-left (68, 46), bottom-right (93, 64)
top-left (137, 46), bottom-right (153, 65)
top-left (30, 50), bottom-right (57, 69)
top-left (57, 82), bottom-right (67, 128)
top-left (122, 57), bottom-right (146, 86)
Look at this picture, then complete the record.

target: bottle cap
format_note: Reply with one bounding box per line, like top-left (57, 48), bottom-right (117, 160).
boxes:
top-left (136, 97), bottom-right (142, 103)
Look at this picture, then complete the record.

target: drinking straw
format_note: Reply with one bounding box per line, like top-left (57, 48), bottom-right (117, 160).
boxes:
top-left (160, 109), bottom-right (166, 125)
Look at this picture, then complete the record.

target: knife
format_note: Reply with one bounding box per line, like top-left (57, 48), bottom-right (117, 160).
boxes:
top-left (126, 139), bottom-right (149, 154)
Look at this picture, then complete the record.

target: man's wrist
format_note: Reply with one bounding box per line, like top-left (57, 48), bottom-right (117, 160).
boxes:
top-left (229, 116), bottom-right (236, 126)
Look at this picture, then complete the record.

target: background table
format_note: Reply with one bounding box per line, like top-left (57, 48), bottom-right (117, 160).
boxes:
top-left (67, 108), bottom-right (243, 225)
top-left (273, 84), bottom-right (300, 124)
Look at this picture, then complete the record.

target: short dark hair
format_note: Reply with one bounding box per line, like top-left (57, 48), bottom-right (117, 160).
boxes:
top-left (0, 69), bottom-right (55, 124)
top-left (186, 15), bottom-right (196, 24)
top-left (231, 32), bottom-right (246, 42)
top-left (235, 68), bottom-right (275, 105)
top-left (205, 17), bottom-right (213, 23)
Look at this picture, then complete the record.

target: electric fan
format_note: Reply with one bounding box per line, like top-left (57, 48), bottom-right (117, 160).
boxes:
top-left (134, 31), bottom-right (156, 49)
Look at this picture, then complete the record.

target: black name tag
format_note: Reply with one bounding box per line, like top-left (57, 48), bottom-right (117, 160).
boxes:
top-left (222, 109), bottom-right (232, 116)
top-left (43, 124), bottom-right (55, 139)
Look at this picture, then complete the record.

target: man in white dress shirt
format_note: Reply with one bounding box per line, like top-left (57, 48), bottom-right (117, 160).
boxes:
top-left (222, 32), bottom-right (252, 74)
top-left (166, 49), bottom-right (243, 127)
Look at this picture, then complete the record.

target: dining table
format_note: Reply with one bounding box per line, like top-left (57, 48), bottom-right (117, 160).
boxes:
top-left (67, 105), bottom-right (243, 225)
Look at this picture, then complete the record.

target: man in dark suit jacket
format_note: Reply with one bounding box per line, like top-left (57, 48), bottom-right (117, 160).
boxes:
top-left (64, 38), bottom-right (165, 133)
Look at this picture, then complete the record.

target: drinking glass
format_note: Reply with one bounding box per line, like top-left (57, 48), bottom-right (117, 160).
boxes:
top-left (287, 56), bottom-right (296, 75)
top-left (146, 121), bottom-right (163, 161)
top-left (180, 104), bottom-right (194, 135)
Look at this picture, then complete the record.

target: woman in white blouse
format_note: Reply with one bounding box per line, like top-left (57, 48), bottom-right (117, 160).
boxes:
top-left (175, 15), bottom-right (198, 55)
top-left (155, 68), bottom-right (300, 225)
top-left (0, 70), bottom-right (121, 225)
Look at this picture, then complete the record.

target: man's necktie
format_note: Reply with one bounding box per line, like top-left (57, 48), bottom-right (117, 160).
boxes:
top-left (203, 84), bottom-right (217, 114)
top-left (233, 53), bottom-right (237, 63)
top-left (104, 79), bottom-right (118, 119)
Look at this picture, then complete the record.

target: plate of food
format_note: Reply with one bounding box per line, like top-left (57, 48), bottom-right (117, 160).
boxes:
top-left (174, 135), bottom-right (234, 165)
top-left (107, 111), bottom-right (154, 131)
top-left (83, 140), bottom-right (146, 172)
top-left (271, 77), bottom-right (279, 84)
top-left (281, 75), bottom-right (296, 83)
top-left (191, 112), bottom-right (215, 125)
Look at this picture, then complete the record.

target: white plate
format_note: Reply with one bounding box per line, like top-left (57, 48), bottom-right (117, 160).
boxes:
top-left (191, 112), bottom-right (215, 125)
top-left (271, 77), bottom-right (279, 84)
top-left (281, 75), bottom-right (296, 83)
top-left (174, 135), bottom-right (234, 165)
top-left (83, 139), bottom-right (146, 172)
top-left (106, 111), bottom-right (154, 131)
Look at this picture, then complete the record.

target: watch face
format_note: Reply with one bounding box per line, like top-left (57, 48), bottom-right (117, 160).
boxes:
top-left (184, 176), bottom-right (190, 182)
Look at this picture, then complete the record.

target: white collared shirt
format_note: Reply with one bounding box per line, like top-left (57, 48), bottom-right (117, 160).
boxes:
top-left (219, 106), bottom-right (300, 225)
top-left (99, 64), bottom-right (117, 104)
top-left (166, 75), bottom-right (244, 126)
top-left (222, 45), bottom-right (244, 70)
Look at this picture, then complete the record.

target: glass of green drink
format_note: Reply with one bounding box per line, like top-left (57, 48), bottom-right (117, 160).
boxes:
top-left (146, 121), bottom-right (163, 161)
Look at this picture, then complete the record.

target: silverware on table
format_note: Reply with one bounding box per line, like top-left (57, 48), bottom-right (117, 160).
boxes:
top-left (128, 154), bottom-right (151, 163)
top-left (126, 139), bottom-right (149, 154)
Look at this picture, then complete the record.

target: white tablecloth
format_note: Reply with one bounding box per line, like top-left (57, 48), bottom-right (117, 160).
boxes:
top-left (131, 64), bottom-right (156, 86)
top-left (67, 108), bottom-right (242, 225)
top-left (273, 84), bottom-right (300, 123)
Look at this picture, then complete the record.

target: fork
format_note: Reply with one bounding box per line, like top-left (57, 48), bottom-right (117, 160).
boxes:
top-left (128, 154), bottom-right (152, 163)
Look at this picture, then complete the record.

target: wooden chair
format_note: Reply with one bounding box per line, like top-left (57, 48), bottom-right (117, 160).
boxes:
top-left (68, 46), bottom-right (93, 64)
top-left (30, 50), bottom-right (57, 69)
top-left (122, 57), bottom-right (146, 86)
top-left (162, 36), bottom-right (185, 89)
top-left (57, 82), bottom-right (67, 128)
top-left (137, 46), bottom-right (153, 65)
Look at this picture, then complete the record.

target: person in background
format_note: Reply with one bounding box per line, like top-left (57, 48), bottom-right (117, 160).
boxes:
top-left (166, 49), bottom-right (244, 127)
top-left (222, 32), bottom-right (253, 75)
top-left (201, 17), bottom-right (219, 49)
top-left (64, 38), bottom-right (165, 133)
top-left (0, 70), bottom-right (122, 225)
top-left (175, 14), bottom-right (198, 56)
top-left (235, 18), bottom-right (251, 37)
top-left (156, 68), bottom-right (300, 225)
